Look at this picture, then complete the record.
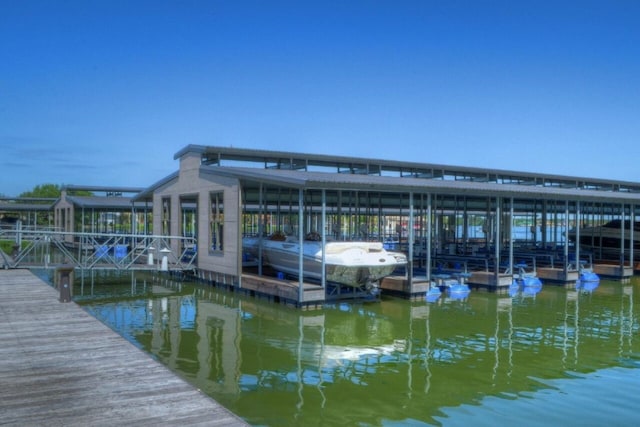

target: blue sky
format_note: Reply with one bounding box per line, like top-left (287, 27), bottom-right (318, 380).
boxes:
top-left (2, 1), bottom-right (639, 196)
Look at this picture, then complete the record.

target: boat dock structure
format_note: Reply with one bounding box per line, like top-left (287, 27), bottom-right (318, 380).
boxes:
top-left (0, 269), bottom-right (248, 426)
top-left (2, 144), bottom-right (640, 306)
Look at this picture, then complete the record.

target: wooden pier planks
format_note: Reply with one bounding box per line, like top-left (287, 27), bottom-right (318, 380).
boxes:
top-left (0, 269), bottom-right (248, 427)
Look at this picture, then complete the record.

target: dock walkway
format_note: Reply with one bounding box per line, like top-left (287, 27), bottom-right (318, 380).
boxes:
top-left (0, 269), bottom-right (248, 426)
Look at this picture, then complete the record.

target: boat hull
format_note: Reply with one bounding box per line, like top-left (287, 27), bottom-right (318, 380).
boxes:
top-left (243, 237), bottom-right (406, 287)
top-left (569, 221), bottom-right (640, 254)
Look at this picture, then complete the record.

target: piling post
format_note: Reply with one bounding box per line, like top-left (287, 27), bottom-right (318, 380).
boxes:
top-left (55, 264), bottom-right (75, 302)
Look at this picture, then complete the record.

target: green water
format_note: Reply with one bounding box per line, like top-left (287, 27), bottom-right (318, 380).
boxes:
top-left (71, 272), bottom-right (640, 426)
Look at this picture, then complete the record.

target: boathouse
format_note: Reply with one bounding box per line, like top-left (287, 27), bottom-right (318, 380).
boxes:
top-left (53, 185), bottom-right (152, 239)
top-left (0, 197), bottom-right (55, 230)
top-left (135, 144), bottom-right (640, 306)
top-left (1, 187), bottom-right (158, 271)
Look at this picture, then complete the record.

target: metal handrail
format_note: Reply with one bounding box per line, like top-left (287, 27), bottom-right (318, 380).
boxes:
top-left (0, 229), bottom-right (197, 271)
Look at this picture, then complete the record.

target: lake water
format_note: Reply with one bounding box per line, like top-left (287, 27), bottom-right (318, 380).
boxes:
top-left (61, 271), bottom-right (640, 426)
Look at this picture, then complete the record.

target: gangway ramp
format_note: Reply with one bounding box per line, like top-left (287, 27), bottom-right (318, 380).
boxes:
top-left (0, 229), bottom-right (197, 272)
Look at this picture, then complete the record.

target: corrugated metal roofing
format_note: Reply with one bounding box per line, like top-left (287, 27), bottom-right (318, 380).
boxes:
top-left (61, 184), bottom-right (145, 194)
top-left (65, 196), bottom-right (146, 209)
top-left (201, 166), bottom-right (640, 203)
top-left (177, 144), bottom-right (640, 193)
top-left (0, 202), bottom-right (55, 212)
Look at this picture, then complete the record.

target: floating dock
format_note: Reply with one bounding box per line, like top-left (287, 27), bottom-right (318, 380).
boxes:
top-left (0, 269), bottom-right (248, 426)
top-left (240, 272), bottom-right (325, 308)
top-left (593, 262), bottom-right (634, 281)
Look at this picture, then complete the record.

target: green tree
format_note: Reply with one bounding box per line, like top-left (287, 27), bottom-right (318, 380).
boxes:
top-left (19, 183), bottom-right (61, 198)
top-left (19, 184), bottom-right (92, 198)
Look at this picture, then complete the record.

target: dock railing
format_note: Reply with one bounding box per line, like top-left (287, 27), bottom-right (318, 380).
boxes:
top-left (0, 228), bottom-right (197, 272)
top-left (432, 255), bottom-right (490, 273)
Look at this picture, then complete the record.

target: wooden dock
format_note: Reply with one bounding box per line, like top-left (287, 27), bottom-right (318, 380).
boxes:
top-left (241, 272), bottom-right (325, 307)
top-left (380, 275), bottom-right (431, 299)
top-left (593, 263), bottom-right (634, 280)
top-left (0, 269), bottom-right (248, 426)
top-left (537, 267), bottom-right (580, 283)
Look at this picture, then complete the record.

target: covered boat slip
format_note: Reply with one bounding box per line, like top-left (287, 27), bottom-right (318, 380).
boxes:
top-left (1, 186), bottom-right (165, 271)
top-left (233, 174), bottom-right (625, 293)
top-left (0, 197), bottom-right (56, 230)
top-left (137, 145), bottom-right (640, 305)
top-left (54, 185), bottom-right (152, 239)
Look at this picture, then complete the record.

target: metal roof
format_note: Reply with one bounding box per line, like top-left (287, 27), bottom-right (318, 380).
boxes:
top-left (0, 201), bottom-right (55, 212)
top-left (64, 196), bottom-right (148, 209)
top-left (133, 171), bottom-right (179, 201)
top-left (201, 166), bottom-right (640, 204)
top-left (176, 144), bottom-right (640, 194)
top-left (61, 184), bottom-right (145, 194)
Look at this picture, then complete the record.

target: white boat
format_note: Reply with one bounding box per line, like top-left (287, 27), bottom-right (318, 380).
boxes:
top-left (243, 232), bottom-right (407, 288)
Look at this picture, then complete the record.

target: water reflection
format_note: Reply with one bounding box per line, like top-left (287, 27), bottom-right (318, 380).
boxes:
top-left (75, 273), bottom-right (640, 426)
